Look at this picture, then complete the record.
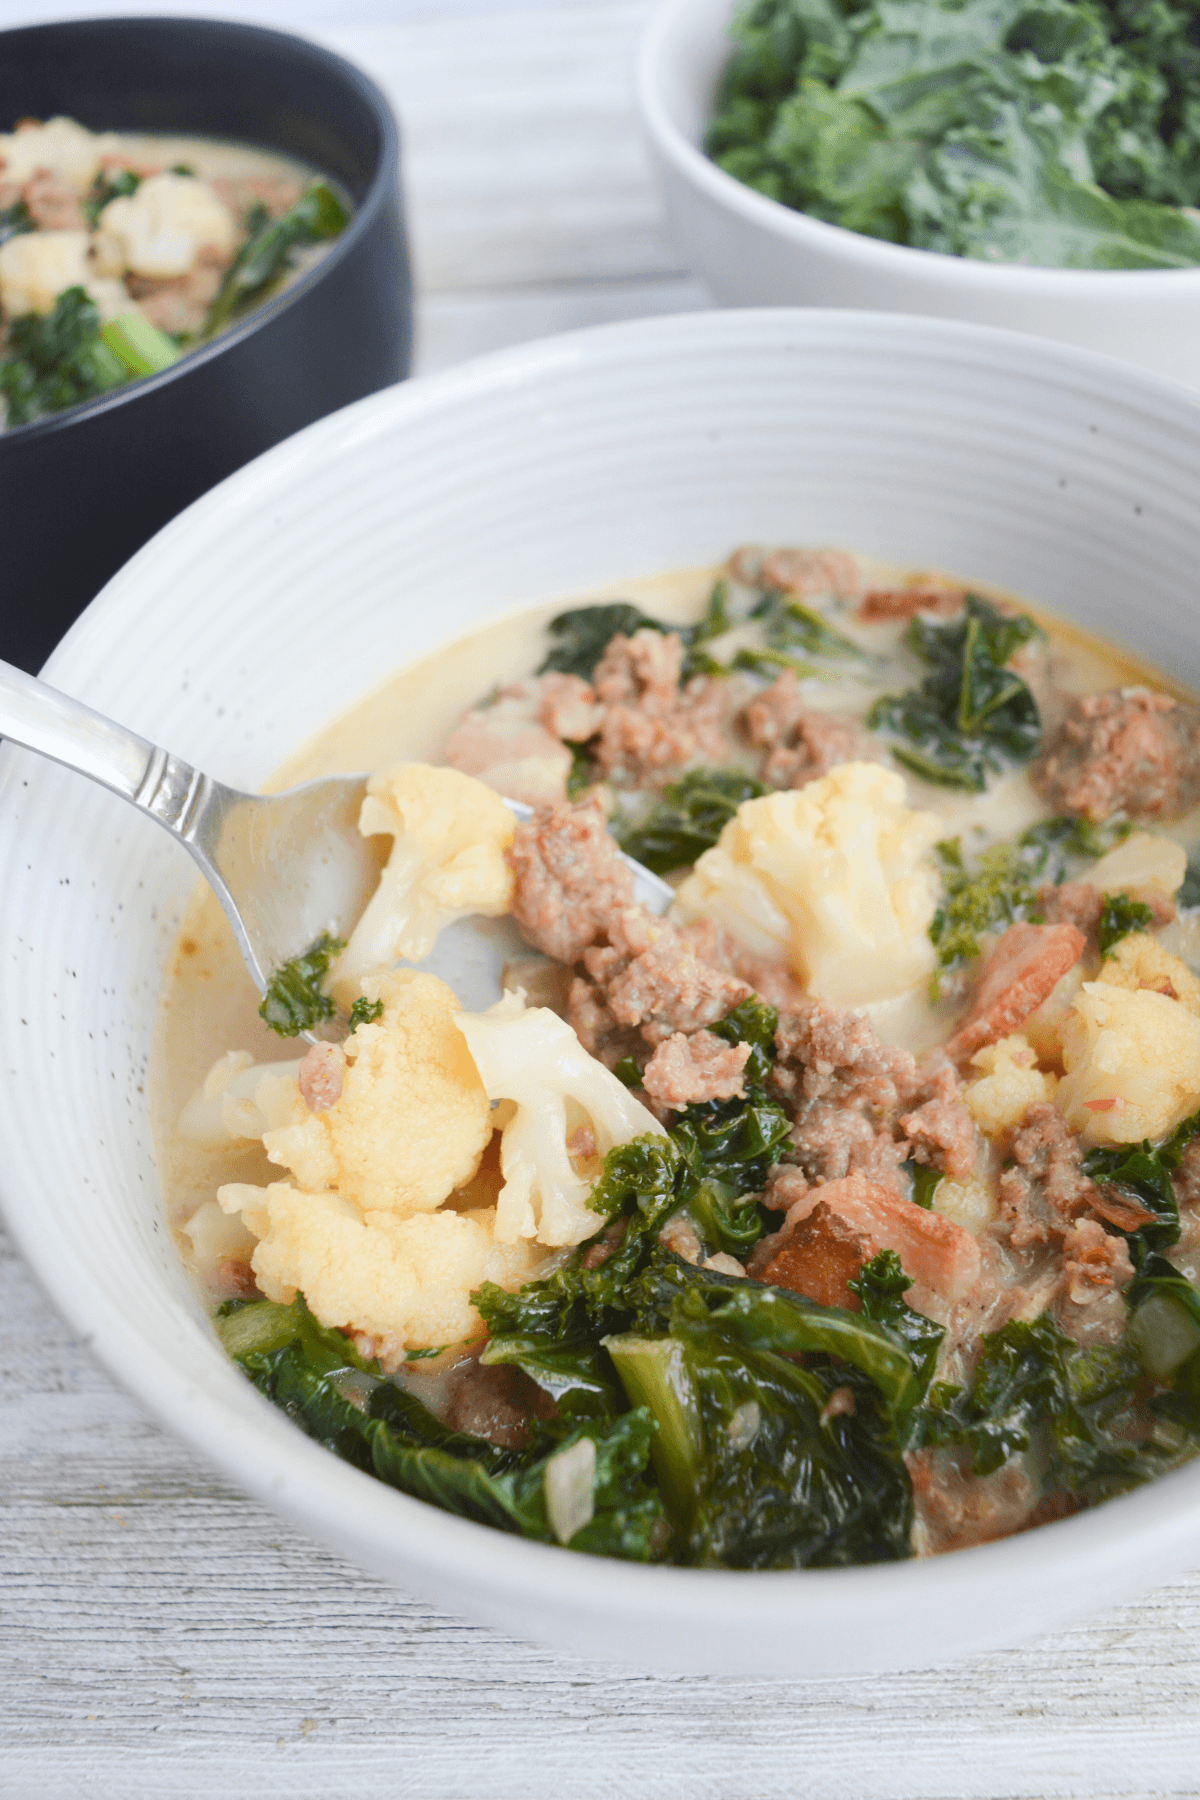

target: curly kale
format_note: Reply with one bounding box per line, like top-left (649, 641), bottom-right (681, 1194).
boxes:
top-left (732, 586), bottom-right (870, 679)
top-left (706, 0), bottom-right (1200, 270)
top-left (0, 286), bottom-right (128, 428)
top-left (869, 594), bottom-right (1043, 791)
top-left (201, 181), bottom-right (349, 339)
top-left (259, 931), bottom-right (345, 1036)
top-left (0, 197), bottom-right (34, 245)
top-left (348, 996), bottom-right (384, 1031)
top-left (1097, 890), bottom-right (1157, 955)
top-left (82, 166), bottom-right (141, 229)
top-left (914, 1312), bottom-right (1173, 1501)
top-left (221, 1297), bottom-right (665, 1557)
top-left (616, 767), bottom-right (769, 873)
top-left (539, 604), bottom-right (669, 680)
top-left (1083, 1106), bottom-right (1200, 1264)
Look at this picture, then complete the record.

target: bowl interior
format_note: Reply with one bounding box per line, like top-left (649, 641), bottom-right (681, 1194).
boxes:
top-left (3, 310), bottom-right (1200, 1673)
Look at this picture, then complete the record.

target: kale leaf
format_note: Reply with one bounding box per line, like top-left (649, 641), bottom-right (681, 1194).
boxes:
top-left (83, 166), bottom-right (141, 229)
top-left (222, 1296), bottom-right (666, 1558)
top-left (0, 286), bottom-right (129, 428)
top-left (1126, 1251), bottom-right (1200, 1433)
top-left (915, 1312), bottom-right (1166, 1500)
top-left (0, 197), bottom-right (34, 245)
top-left (616, 767), bottom-right (769, 873)
top-left (348, 996), bottom-right (384, 1031)
top-left (538, 604), bottom-right (668, 680)
top-left (705, 0), bottom-right (1200, 271)
top-left (1083, 1107), bottom-right (1200, 1264)
top-left (202, 181), bottom-right (349, 339)
top-left (259, 931), bottom-right (345, 1036)
top-left (1097, 890), bottom-right (1156, 956)
top-left (850, 1249), bottom-right (945, 1398)
top-left (868, 594), bottom-right (1043, 791)
top-left (680, 579), bottom-right (734, 678)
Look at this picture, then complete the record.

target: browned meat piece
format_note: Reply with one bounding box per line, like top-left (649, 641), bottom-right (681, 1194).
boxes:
top-left (1034, 687), bottom-right (1200, 823)
top-left (22, 170), bottom-right (87, 230)
top-left (1061, 1217), bottom-right (1134, 1305)
top-left (760, 546), bottom-right (860, 596)
top-left (771, 997), bottom-right (976, 1191)
top-left (1036, 878), bottom-right (1175, 939)
top-left (641, 1030), bottom-right (751, 1109)
top-left (773, 995), bottom-right (917, 1112)
top-left (741, 671), bottom-right (874, 789)
top-left (997, 1102), bottom-right (1097, 1248)
top-left (1173, 1139), bottom-right (1200, 1210)
top-left (857, 583), bottom-right (965, 621)
top-left (679, 917), bottom-right (807, 1012)
top-left (298, 1041), bottom-right (345, 1113)
top-left (126, 249), bottom-right (227, 335)
top-left (537, 671), bottom-right (603, 742)
top-left (509, 799), bottom-right (635, 963)
top-left (908, 1449), bottom-right (1039, 1554)
top-left (946, 921), bottom-right (1086, 1061)
top-left (567, 974), bottom-right (643, 1069)
top-left (441, 1358), bottom-right (555, 1450)
top-left (592, 630), bottom-right (730, 787)
top-left (211, 173), bottom-right (305, 222)
top-left (900, 1053), bottom-right (977, 1181)
top-left (757, 1172), bottom-right (981, 1303)
top-left (583, 907), bottom-right (750, 1046)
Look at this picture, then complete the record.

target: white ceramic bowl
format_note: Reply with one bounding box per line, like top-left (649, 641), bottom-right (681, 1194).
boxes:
top-left (636, 0), bottom-right (1200, 390)
top-left (3, 309), bottom-right (1200, 1676)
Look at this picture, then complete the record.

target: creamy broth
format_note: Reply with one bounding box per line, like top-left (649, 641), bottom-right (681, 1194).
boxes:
top-left (153, 556), bottom-right (1196, 1245)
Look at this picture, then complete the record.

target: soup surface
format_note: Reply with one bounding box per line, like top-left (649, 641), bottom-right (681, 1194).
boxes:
top-left (0, 115), bottom-right (348, 428)
top-left (156, 548), bottom-right (1200, 1567)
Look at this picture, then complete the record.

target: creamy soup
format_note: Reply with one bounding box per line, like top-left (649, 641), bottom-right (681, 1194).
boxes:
top-left (0, 116), bottom-right (349, 428)
top-left (155, 549), bottom-right (1200, 1567)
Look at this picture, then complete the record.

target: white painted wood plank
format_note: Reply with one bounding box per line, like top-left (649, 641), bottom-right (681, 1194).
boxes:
top-left (7, 1219), bottom-right (1200, 1798)
top-left (414, 274), bottom-right (711, 374)
top-left (319, 7), bottom-right (681, 293)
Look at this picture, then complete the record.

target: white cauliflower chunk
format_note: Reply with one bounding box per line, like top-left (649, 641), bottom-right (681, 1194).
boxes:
top-left (218, 1183), bottom-right (538, 1352)
top-left (964, 1034), bottom-right (1058, 1138)
top-left (99, 172), bottom-right (236, 278)
top-left (0, 117), bottom-right (111, 187)
top-left (331, 763), bottom-right (515, 1004)
top-left (671, 763), bottom-right (942, 1006)
top-left (932, 1176), bottom-right (997, 1236)
top-left (1058, 980), bottom-right (1200, 1144)
top-left (1087, 831), bottom-right (1187, 897)
top-left (177, 1048), bottom-right (304, 1146)
top-left (0, 229), bottom-right (130, 319)
top-left (263, 969), bottom-right (493, 1215)
top-left (1102, 933), bottom-right (1200, 1016)
top-left (454, 992), bottom-right (665, 1248)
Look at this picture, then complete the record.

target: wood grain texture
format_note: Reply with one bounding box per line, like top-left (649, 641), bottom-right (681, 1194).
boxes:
top-left (5, 3), bottom-right (1200, 1793)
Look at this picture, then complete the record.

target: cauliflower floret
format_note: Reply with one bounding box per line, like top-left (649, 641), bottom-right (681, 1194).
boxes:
top-left (330, 763), bottom-right (515, 1003)
top-left (0, 229), bottom-right (132, 319)
top-left (1021, 962), bottom-right (1085, 1069)
top-left (1087, 831), bottom-right (1187, 897)
top-left (964, 1033), bottom-right (1058, 1138)
top-left (0, 117), bottom-right (112, 188)
top-left (260, 969), bottom-right (492, 1215)
top-left (670, 763), bottom-right (942, 1006)
top-left (1058, 980), bottom-right (1200, 1144)
top-left (1102, 932), bottom-right (1200, 1016)
top-left (177, 1048), bottom-right (305, 1146)
top-left (218, 1182), bottom-right (539, 1351)
top-left (932, 1176), bottom-right (997, 1235)
top-left (454, 991), bottom-right (665, 1247)
top-left (99, 172), bottom-right (236, 278)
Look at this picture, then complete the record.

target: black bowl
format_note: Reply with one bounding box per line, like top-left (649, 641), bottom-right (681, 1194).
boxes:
top-left (0, 16), bottom-right (412, 672)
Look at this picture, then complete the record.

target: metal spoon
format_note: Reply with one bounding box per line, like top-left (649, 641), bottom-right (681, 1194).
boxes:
top-left (0, 659), bottom-right (674, 1031)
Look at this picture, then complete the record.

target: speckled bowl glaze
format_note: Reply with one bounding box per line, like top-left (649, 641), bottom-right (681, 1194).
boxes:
top-left (637, 0), bottom-right (1200, 391)
top-left (2, 310), bottom-right (1200, 1675)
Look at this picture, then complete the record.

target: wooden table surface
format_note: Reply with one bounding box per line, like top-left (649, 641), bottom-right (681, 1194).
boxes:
top-left (5, 5), bottom-right (1200, 1794)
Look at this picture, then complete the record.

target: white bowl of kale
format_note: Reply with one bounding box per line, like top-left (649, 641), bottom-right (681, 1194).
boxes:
top-left (4, 308), bottom-right (1200, 1676)
top-left (637, 0), bottom-right (1200, 388)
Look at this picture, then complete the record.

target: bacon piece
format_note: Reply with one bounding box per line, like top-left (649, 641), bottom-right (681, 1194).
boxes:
top-left (947, 922), bottom-right (1086, 1061)
top-left (857, 585), bottom-right (964, 621)
top-left (761, 1172), bottom-right (981, 1305)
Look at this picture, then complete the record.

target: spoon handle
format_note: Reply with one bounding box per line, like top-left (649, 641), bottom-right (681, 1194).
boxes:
top-left (0, 657), bottom-right (210, 836)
